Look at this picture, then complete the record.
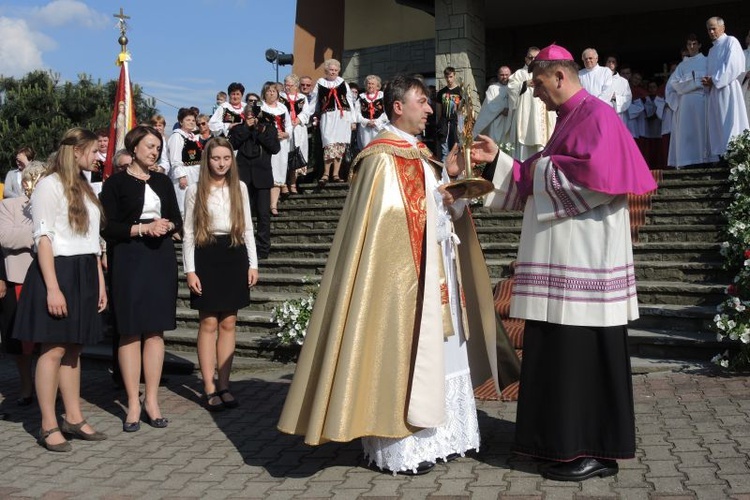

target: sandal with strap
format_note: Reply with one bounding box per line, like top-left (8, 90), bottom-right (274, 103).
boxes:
top-left (217, 389), bottom-right (239, 409)
top-left (205, 392), bottom-right (225, 412)
top-left (38, 427), bottom-right (72, 452)
top-left (332, 175), bottom-right (344, 183)
top-left (318, 175), bottom-right (329, 187)
top-left (61, 418), bottom-right (108, 441)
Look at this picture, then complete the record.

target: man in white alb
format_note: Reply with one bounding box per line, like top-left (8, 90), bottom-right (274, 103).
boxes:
top-left (605, 56), bottom-right (632, 125)
top-left (579, 48), bottom-right (613, 103)
top-left (703, 16), bottom-right (749, 158)
top-left (508, 47), bottom-right (556, 160)
top-left (667, 34), bottom-right (715, 168)
top-left (474, 66), bottom-right (513, 146)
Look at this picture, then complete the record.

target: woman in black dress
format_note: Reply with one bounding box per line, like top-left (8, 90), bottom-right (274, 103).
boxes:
top-left (100, 126), bottom-right (182, 432)
top-left (14, 128), bottom-right (108, 451)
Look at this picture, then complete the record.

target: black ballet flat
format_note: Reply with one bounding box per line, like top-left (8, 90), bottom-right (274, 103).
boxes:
top-left (122, 420), bottom-right (140, 433)
top-left (142, 406), bottom-right (168, 428)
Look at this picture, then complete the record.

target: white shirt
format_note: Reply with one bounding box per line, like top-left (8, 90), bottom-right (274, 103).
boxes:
top-left (30, 173), bottom-right (101, 257)
top-left (610, 73), bottom-right (632, 121)
top-left (182, 182), bottom-right (258, 273)
top-left (579, 65), bottom-right (614, 102)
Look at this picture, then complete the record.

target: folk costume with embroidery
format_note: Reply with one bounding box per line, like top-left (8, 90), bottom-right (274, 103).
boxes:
top-left (354, 90), bottom-right (388, 149)
top-left (310, 77), bottom-right (354, 160)
top-left (208, 101), bottom-right (245, 138)
top-left (281, 91), bottom-right (312, 166)
top-left (168, 128), bottom-right (203, 214)
top-left (260, 101), bottom-right (293, 185)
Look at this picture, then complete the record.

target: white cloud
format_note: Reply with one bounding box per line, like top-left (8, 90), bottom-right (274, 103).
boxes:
top-left (0, 1), bottom-right (108, 77)
top-left (0, 17), bottom-right (49, 76)
top-left (30, 0), bottom-right (108, 29)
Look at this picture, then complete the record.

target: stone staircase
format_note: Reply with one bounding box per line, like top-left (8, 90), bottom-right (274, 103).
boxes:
top-left (163, 167), bottom-right (731, 364)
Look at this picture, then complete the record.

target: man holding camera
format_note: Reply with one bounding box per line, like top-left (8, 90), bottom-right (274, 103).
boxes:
top-left (228, 98), bottom-right (280, 260)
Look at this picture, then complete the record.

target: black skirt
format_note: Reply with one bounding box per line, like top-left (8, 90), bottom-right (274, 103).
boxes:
top-left (110, 235), bottom-right (178, 335)
top-left (191, 235), bottom-right (250, 312)
top-left (512, 320), bottom-right (636, 462)
top-left (13, 255), bottom-right (103, 345)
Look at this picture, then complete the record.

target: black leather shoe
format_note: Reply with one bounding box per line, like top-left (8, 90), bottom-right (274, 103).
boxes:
top-left (397, 461), bottom-right (435, 476)
top-left (542, 457), bottom-right (618, 481)
top-left (440, 453), bottom-right (461, 463)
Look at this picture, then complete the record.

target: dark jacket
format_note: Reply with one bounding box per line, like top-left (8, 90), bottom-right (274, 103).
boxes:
top-left (100, 171), bottom-right (183, 243)
top-left (229, 122), bottom-right (280, 189)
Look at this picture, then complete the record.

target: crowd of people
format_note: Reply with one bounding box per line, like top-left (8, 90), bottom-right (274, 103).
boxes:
top-left (0, 126), bottom-right (258, 450)
top-left (474, 19), bottom-right (750, 169)
top-left (0, 16), bottom-right (749, 482)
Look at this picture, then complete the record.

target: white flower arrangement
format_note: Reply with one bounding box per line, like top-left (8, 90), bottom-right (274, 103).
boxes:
top-left (271, 281), bottom-right (319, 347)
top-left (712, 130), bottom-right (750, 370)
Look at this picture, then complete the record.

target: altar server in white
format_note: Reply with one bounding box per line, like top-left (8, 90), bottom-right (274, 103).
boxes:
top-left (667, 35), bottom-right (715, 168)
top-left (703, 17), bottom-right (749, 157)
top-left (578, 48), bottom-right (613, 103)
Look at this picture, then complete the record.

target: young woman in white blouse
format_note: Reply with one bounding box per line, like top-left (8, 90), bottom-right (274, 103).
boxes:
top-left (183, 137), bottom-right (259, 411)
top-left (13, 128), bottom-right (108, 452)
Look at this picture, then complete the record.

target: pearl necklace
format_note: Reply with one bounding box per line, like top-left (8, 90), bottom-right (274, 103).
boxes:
top-left (126, 167), bottom-right (150, 181)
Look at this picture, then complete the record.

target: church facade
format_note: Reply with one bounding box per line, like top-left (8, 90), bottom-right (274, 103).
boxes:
top-left (293, 0), bottom-right (747, 97)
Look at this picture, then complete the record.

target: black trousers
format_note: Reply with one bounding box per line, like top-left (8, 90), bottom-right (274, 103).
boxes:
top-left (247, 184), bottom-right (271, 259)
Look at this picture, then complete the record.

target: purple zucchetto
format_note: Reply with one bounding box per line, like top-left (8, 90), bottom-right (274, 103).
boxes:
top-left (535, 43), bottom-right (574, 62)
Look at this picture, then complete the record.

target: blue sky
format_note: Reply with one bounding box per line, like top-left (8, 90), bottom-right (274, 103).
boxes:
top-left (0, 0), bottom-right (297, 125)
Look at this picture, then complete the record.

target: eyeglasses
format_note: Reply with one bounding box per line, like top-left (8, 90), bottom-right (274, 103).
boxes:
top-left (199, 122), bottom-right (208, 125)
top-left (300, 84), bottom-right (312, 88)
top-left (247, 99), bottom-right (258, 103)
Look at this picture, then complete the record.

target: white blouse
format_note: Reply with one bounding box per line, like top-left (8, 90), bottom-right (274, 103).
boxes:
top-left (182, 182), bottom-right (258, 273)
top-left (140, 183), bottom-right (162, 220)
top-left (30, 174), bottom-right (101, 257)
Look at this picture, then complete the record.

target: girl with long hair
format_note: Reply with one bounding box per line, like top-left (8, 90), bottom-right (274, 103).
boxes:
top-left (13, 128), bottom-right (108, 451)
top-left (183, 137), bottom-right (258, 411)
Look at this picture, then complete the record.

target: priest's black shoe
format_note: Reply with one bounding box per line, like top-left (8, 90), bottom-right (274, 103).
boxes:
top-left (542, 457), bottom-right (618, 481)
top-left (400, 461), bottom-right (435, 476)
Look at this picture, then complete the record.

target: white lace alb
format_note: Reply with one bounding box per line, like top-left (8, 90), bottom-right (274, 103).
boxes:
top-left (361, 372), bottom-right (480, 474)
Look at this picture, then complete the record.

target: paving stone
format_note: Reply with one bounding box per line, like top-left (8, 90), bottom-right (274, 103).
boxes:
top-left (644, 459), bottom-right (686, 478)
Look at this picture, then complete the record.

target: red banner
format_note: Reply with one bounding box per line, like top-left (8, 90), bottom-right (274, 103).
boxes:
top-left (104, 58), bottom-right (137, 179)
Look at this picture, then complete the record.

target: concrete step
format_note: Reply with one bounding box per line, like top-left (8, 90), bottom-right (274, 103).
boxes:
top-left (631, 304), bottom-right (717, 332)
top-left (644, 208), bottom-right (725, 226)
top-left (659, 166), bottom-right (729, 181)
top-left (635, 281), bottom-right (725, 306)
top-left (635, 225), bottom-right (720, 243)
top-left (651, 179), bottom-right (729, 197)
top-left (627, 327), bottom-right (725, 360)
top-left (650, 193), bottom-right (729, 210)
